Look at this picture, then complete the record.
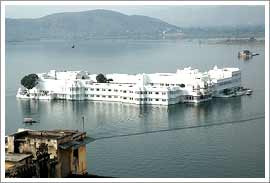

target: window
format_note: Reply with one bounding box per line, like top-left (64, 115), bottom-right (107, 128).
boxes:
top-left (144, 98), bottom-right (147, 101)
top-left (123, 90), bottom-right (127, 93)
top-left (149, 99), bottom-right (153, 101)
top-left (160, 84), bottom-right (164, 86)
top-left (148, 92), bottom-right (152, 94)
top-left (108, 96), bottom-right (112, 98)
top-left (114, 89), bottom-right (118, 92)
top-left (114, 96), bottom-right (118, 98)
top-left (162, 99), bottom-right (166, 101)
top-left (129, 91), bottom-right (133, 93)
top-left (155, 92), bottom-right (159, 95)
top-left (85, 88), bottom-right (88, 91)
top-left (140, 91), bottom-right (143, 94)
top-left (96, 88), bottom-right (99, 91)
top-left (144, 91), bottom-right (147, 94)
top-left (135, 91), bottom-right (140, 94)
top-left (73, 149), bottom-right (78, 158)
top-left (108, 89), bottom-right (111, 92)
top-left (91, 95), bottom-right (94, 97)
top-left (156, 99), bottom-right (159, 101)
top-left (96, 95), bottom-right (100, 97)
top-left (85, 94), bottom-right (88, 97)
top-left (130, 97), bottom-right (133, 100)
top-left (162, 92), bottom-right (166, 95)
top-left (102, 89), bottom-right (106, 91)
top-left (123, 97), bottom-right (127, 100)
top-left (102, 95), bottom-right (106, 98)
top-left (166, 84), bottom-right (169, 86)
top-left (90, 88), bottom-right (94, 91)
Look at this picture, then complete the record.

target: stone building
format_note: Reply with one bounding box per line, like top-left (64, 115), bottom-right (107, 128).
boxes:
top-left (6, 129), bottom-right (93, 178)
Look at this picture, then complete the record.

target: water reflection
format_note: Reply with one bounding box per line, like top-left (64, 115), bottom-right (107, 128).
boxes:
top-left (16, 96), bottom-right (245, 138)
top-left (166, 97), bottom-right (242, 129)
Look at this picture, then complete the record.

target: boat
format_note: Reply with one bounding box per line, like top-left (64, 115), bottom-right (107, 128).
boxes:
top-left (238, 50), bottom-right (259, 59)
top-left (252, 53), bottom-right (259, 56)
top-left (23, 118), bottom-right (38, 124)
top-left (234, 87), bottom-right (253, 96)
top-left (234, 90), bottom-right (246, 96)
top-left (246, 89), bottom-right (253, 95)
top-left (72, 44), bottom-right (75, 48)
top-left (238, 50), bottom-right (252, 58)
top-left (215, 93), bottom-right (235, 98)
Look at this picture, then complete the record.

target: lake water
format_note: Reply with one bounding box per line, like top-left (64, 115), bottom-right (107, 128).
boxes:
top-left (5, 39), bottom-right (265, 177)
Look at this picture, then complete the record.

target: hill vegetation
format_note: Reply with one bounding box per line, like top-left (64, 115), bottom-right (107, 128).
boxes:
top-left (6, 9), bottom-right (182, 41)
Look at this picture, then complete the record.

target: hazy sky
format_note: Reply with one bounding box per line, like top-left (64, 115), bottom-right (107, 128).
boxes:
top-left (5, 5), bottom-right (265, 27)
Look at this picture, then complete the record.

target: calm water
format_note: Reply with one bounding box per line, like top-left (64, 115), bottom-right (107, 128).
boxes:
top-left (5, 40), bottom-right (265, 177)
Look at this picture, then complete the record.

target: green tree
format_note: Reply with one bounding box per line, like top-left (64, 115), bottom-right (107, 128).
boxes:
top-left (107, 78), bottom-right (113, 82)
top-left (96, 73), bottom-right (107, 83)
top-left (180, 84), bottom-right (185, 88)
top-left (21, 74), bottom-right (39, 89)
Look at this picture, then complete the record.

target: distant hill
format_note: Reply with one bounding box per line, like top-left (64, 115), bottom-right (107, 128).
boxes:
top-left (6, 9), bottom-right (183, 41)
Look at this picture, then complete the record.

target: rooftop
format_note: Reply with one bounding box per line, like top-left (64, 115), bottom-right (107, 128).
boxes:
top-left (8, 129), bottom-right (95, 149)
top-left (10, 129), bottom-right (86, 140)
top-left (5, 153), bottom-right (33, 162)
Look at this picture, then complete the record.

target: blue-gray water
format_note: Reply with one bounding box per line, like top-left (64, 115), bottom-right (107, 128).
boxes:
top-left (5, 39), bottom-right (265, 177)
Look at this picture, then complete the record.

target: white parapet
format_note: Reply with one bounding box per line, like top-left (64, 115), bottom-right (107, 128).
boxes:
top-left (16, 66), bottom-right (242, 105)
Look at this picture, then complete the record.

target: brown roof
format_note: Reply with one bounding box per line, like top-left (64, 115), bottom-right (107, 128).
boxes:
top-left (5, 153), bottom-right (33, 162)
top-left (11, 129), bottom-right (85, 140)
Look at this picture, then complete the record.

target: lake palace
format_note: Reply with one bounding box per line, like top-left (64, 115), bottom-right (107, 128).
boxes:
top-left (16, 66), bottom-right (243, 105)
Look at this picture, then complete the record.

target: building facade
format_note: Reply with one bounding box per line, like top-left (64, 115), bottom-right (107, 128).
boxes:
top-left (6, 129), bottom-right (92, 178)
top-left (16, 66), bottom-right (242, 105)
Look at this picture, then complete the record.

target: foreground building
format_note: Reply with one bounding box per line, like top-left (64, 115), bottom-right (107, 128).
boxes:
top-left (17, 66), bottom-right (242, 105)
top-left (5, 129), bottom-right (93, 178)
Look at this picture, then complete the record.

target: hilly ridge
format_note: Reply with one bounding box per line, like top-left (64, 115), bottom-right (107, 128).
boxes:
top-left (6, 9), bottom-right (183, 41)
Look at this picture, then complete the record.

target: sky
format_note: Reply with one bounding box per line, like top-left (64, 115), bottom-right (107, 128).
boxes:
top-left (5, 5), bottom-right (265, 27)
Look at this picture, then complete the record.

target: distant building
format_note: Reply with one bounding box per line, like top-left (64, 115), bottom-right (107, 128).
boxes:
top-left (16, 66), bottom-right (242, 104)
top-left (5, 129), bottom-right (93, 178)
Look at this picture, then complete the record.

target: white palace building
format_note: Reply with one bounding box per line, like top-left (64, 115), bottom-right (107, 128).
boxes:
top-left (16, 66), bottom-right (242, 105)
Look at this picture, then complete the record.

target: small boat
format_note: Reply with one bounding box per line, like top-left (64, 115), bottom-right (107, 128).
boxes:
top-left (246, 89), bottom-right (253, 95)
top-left (235, 90), bottom-right (246, 96)
top-left (23, 118), bottom-right (38, 124)
top-left (252, 53), bottom-right (259, 56)
top-left (72, 44), bottom-right (75, 48)
top-left (238, 50), bottom-right (252, 58)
